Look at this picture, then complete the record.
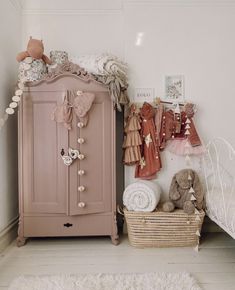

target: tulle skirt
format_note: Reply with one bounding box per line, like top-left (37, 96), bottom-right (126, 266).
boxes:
top-left (166, 139), bottom-right (206, 156)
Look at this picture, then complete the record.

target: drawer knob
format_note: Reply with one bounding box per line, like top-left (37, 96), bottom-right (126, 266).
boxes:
top-left (78, 186), bottom-right (85, 192)
top-left (78, 202), bottom-right (85, 208)
top-left (78, 170), bottom-right (85, 176)
top-left (78, 154), bottom-right (85, 160)
top-left (77, 138), bottom-right (85, 144)
top-left (77, 122), bottom-right (84, 128)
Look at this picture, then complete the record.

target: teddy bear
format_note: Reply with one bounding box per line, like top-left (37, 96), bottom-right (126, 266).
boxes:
top-left (162, 169), bottom-right (204, 214)
top-left (16, 37), bottom-right (52, 65)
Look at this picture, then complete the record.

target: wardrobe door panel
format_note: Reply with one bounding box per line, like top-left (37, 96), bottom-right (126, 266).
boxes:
top-left (23, 92), bottom-right (68, 214)
top-left (69, 92), bottom-right (113, 215)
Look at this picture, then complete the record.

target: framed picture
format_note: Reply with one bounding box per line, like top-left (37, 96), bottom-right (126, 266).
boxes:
top-left (165, 75), bottom-right (185, 102)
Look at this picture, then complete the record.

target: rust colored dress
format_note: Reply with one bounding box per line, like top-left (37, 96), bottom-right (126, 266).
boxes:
top-left (135, 102), bottom-right (162, 179)
top-left (123, 106), bottom-right (142, 165)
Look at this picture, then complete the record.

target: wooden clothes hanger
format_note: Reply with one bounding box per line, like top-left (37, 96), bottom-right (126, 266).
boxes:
top-left (155, 97), bottom-right (185, 107)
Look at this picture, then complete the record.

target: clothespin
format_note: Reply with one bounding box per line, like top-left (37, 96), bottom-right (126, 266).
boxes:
top-left (155, 97), bottom-right (161, 105)
top-left (130, 103), bottom-right (137, 113)
top-left (174, 102), bottom-right (181, 114)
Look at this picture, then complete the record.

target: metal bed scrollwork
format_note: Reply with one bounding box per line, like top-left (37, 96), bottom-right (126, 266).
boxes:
top-left (203, 137), bottom-right (235, 239)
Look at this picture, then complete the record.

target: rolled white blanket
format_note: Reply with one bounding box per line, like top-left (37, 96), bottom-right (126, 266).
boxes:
top-left (70, 53), bottom-right (128, 77)
top-left (123, 181), bottom-right (162, 212)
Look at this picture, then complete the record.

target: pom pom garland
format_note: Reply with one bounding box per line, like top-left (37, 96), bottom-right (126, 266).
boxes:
top-left (0, 80), bottom-right (25, 131)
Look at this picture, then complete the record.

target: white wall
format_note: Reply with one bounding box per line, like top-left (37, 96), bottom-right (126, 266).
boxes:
top-left (0, 1), bottom-right (21, 236)
top-left (124, 1), bottom-right (235, 195)
top-left (21, 0), bottom-right (235, 198)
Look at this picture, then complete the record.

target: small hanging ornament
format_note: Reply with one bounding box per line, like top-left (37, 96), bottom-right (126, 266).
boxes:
top-left (5, 108), bottom-right (14, 115)
top-left (139, 157), bottom-right (146, 169)
top-left (15, 89), bottom-right (23, 96)
top-left (195, 230), bottom-right (201, 237)
top-left (184, 140), bottom-right (191, 148)
top-left (195, 215), bottom-right (201, 221)
top-left (9, 102), bottom-right (18, 109)
top-left (185, 129), bottom-right (190, 135)
top-left (145, 133), bottom-right (152, 148)
top-left (0, 79), bottom-right (26, 131)
top-left (185, 155), bottom-right (191, 166)
top-left (18, 82), bottom-right (25, 90)
top-left (195, 208), bottom-right (200, 214)
top-left (185, 124), bottom-right (191, 129)
top-left (190, 194), bottom-right (197, 201)
top-left (189, 187), bottom-right (195, 193)
top-left (185, 118), bottom-right (191, 124)
top-left (12, 96), bottom-right (21, 102)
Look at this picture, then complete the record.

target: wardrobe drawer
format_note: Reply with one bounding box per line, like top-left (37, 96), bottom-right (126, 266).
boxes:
top-left (23, 214), bottom-right (113, 237)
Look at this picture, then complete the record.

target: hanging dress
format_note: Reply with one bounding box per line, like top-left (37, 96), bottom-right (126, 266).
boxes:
top-left (135, 102), bottom-right (162, 179)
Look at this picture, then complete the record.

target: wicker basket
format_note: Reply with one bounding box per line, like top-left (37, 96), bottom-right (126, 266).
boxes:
top-left (124, 208), bottom-right (205, 248)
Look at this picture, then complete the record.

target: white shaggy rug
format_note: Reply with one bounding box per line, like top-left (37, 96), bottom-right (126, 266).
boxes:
top-left (8, 272), bottom-right (201, 290)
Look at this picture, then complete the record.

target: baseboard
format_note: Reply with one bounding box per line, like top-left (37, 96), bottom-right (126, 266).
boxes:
top-left (0, 217), bottom-right (18, 253)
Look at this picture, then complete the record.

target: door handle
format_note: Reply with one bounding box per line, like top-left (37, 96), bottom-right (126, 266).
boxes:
top-left (60, 148), bottom-right (80, 166)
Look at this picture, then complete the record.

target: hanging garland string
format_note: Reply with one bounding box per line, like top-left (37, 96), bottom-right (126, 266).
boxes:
top-left (0, 80), bottom-right (25, 131)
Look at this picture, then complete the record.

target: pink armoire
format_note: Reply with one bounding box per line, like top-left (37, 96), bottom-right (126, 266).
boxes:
top-left (17, 69), bottom-right (119, 246)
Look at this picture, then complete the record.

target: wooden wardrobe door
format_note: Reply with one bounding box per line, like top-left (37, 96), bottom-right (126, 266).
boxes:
top-left (22, 92), bottom-right (68, 214)
top-left (69, 92), bottom-right (114, 215)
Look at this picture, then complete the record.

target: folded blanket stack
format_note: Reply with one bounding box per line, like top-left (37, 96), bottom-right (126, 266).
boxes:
top-left (70, 53), bottom-right (129, 111)
top-left (123, 181), bottom-right (162, 212)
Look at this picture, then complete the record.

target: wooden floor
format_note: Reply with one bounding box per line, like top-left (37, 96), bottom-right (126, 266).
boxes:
top-left (0, 233), bottom-right (235, 290)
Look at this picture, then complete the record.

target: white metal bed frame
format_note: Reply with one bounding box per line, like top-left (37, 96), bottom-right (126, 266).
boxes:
top-left (203, 137), bottom-right (235, 239)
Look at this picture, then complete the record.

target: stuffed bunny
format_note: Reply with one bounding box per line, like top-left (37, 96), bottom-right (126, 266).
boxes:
top-left (163, 169), bottom-right (204, 214)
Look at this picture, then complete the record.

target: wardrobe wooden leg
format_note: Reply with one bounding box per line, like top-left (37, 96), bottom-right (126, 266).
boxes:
top-left (16, 236), bottom-right (27, 247)
top-left (111, 234), bottom-right (119, 245)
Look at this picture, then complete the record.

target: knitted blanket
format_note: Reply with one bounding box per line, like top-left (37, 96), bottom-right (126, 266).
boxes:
top-left (123, 181), bottom-right (161, 212)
